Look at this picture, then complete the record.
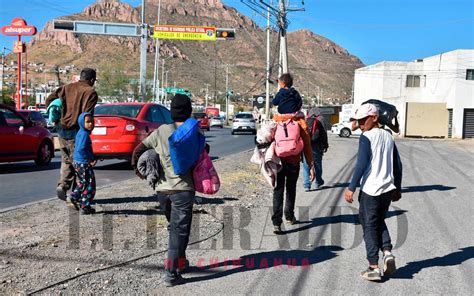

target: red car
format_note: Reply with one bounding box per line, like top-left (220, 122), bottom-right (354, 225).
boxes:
top-left (91, 102), bottom-right (173, 161)
top-left (193, 112), bottom-right (210, 131)
top-left (0, 104), bottom-right (54, 165)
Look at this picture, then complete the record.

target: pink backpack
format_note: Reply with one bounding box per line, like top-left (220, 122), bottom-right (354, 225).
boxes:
top-left (193, 150), bottom-right (220, 195)
top-left (274, 119), bottom-right (304, 157)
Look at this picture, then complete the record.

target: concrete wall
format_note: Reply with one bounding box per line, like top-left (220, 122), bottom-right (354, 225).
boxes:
top-left (405, 102), bottom-right (448, 137)
top-left (353, 50), bottom-right (474, 138)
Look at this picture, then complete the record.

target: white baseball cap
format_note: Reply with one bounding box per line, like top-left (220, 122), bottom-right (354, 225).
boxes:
top-left (350, 103), bottom-right (379, 121)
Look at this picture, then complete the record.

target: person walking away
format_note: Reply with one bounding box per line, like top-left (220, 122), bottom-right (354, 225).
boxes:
top-left (46, 68), bottom-right (98, 202)
top-left (344, 103), bottom-right (403, 281)
top-left (134, 94), bottom-right (204, 287)
top-left (69, 112), bottom-right (97, 214)
top-left (303, 107), bottom-right (329, 191)
top-left (272, 73), bottom-right (302, 114)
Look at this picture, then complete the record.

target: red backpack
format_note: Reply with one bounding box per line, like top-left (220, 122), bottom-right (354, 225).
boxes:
top-left (274, 119), bottom-right (304, 157)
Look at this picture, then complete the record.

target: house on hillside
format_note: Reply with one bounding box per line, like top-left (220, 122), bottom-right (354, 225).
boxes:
top-left (353, 49), bottom-right (474, 139)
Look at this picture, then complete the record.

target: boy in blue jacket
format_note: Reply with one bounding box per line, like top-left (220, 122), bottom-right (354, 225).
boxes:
top-left (69, 112), bottom-right (97, 214)
top-left (272, 73), bottom-right (303, 114)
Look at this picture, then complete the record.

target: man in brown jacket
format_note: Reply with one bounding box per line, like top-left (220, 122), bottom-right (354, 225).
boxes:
top-left (46, 68), bottom-right (98, 201)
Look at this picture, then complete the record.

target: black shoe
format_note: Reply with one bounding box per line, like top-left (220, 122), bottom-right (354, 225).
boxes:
top-left (56, 186), bottom-right (67, 201)
top-left (80, 206), bottom-right (96, 215)
top-left (164, 271), bottom-right (185, 287)
top-left (67, 197), bottom-right (79, 211)
top-left (273, 225), bottom-right (282, 234)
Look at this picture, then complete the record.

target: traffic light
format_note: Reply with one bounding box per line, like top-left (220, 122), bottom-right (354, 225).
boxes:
top-left (216, 28), bottom-right (235, 40)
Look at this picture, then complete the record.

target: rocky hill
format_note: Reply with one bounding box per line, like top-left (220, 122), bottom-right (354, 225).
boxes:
top-left (13, 0), bottom-right (364, 104)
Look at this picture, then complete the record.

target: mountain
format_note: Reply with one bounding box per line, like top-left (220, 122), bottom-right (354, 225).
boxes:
top-left (19, 0), bottom-right (364, 104)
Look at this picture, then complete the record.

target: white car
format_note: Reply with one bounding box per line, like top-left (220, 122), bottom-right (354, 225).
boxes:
top-left (232, 112), bottom-right (256, 135)
top-left (331, 122), bottom-right (362, 138)
top-left (210, 116), bottom-right (224, 128)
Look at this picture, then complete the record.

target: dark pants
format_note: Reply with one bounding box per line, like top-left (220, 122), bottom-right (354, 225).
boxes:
top-left (359, 190), bottom-right (393, 265)
top-left (58, 136), bottom-right (75, 191)
top-left (272, 162), bottom-right (300, 226)
top-left (159, 191), bottom-right (195, 272)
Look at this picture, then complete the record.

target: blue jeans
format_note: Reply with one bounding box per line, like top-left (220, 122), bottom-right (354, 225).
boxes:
top-left (303, 149), bottom-right (324, 189)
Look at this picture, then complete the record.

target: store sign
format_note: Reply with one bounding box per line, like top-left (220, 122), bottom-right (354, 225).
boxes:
top-left (1, 18), bottom-right (37, 36)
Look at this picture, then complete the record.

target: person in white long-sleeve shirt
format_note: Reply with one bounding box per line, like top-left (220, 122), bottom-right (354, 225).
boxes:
top-left (344, 103), bottom-right (403, 282)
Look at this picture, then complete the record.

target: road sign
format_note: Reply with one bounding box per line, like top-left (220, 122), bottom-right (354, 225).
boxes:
top-left (165, 88), bottom-right (190, 95)
top-left (53, 20), bottom-right (140, 37)
top-left (153, 25), bottom-right (216, 41)
top-left (1, 18), bottom-right (37, 36)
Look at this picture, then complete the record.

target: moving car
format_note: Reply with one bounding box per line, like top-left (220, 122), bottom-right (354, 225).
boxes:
top-left (0, 104), bottom-right (54, 165)
top-left (91, 102), bottom-right (173, 161)
top-left (193, 112), bottom-right (210, 131)
top-left (18, 110), bottom-right (48, 129)
top-left (232, 112), bottom-right (256, 135)
top-left (210, 116), bottom-right (224, 128)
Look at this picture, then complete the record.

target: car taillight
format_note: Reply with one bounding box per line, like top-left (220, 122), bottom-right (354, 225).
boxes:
top-left (124, 122), bottom-right (136, 134)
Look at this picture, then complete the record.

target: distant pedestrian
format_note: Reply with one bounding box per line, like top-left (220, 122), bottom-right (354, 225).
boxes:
top-left (344, 103), bottom-right (403, 281)
top-left (133, 94), bottom-right (205, 287)
top-left (46, 68), bottom-right (98, 202)
top-left (272, 73), bottom-right (303, 114)
top-left (69, 112), bottom-right (97, 215)
top-left (303, 107), bottom-right (329, 191)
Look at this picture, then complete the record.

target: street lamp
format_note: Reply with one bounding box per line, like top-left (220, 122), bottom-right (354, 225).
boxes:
top-left (1, 47), bottom-right (12, 103)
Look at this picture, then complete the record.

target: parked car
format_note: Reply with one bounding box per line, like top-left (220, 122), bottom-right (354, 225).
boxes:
top-left (210, 116), bottom-right (224, 128)
top-left (232, 112), bottom-right (256, 135)
top-left (331, 122), bottom-right (361, 138)
top-left (0, 104), bottom-right (54, 165)
top-left (91, 102), bottom-right (173, 161)
top-left (193, 112), bottom-right (210, 131)
top-left (18, 110), bottom-right (48, 129)
top-left (331, 122), bottom-right (392, 137)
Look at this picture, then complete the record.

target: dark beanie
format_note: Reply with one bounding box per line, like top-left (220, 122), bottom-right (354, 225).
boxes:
top-left (170, 94), bottom-right (192, 122)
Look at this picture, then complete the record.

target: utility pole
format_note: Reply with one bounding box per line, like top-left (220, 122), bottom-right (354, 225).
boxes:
top-left (213, 60), bottom-right (217, 106)
top-left (224, 64), bottom-right (230, 126)
top-left (204, 83), bottom-right (210, 107)
top-left (278, 0), bottom-right (288, 75)
top-left (139, 0), bottom-right (148, 102)
top-left (152, 0), bottom-right (162, 103)
top-left (265, 4), bottom-right (271, 118)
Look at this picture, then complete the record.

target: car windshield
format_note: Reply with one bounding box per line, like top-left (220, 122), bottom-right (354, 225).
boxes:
top-left (95, 105), bottom-right (143, 118)
top-left (235, 113), bottom-right (253, 119)
top-left (193, 113), bottom-right (206, 119)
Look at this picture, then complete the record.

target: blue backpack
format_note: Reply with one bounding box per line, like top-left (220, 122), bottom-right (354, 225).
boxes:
top-left (168, 118), bottom-right (205, 175)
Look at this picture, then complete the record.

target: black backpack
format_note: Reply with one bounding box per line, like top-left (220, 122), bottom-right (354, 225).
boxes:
top-left (307, 117), bottom-right (329, 152)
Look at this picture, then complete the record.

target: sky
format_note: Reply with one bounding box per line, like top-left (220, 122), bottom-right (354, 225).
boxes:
top-left (0, 0), bottom-right (473, 65)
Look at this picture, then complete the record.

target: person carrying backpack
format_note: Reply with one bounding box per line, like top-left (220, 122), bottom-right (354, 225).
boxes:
top-left (272, 112), bottom-right (315, 234)
top-left (303, 107), bottom-right (329, 191)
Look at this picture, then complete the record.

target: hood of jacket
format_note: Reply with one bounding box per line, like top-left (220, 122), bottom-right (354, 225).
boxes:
top-left (78, 112), bottom-right (92, 134)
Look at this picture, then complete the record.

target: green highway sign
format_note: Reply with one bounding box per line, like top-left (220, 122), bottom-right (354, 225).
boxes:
top-left (165, 88), bottom-right (190, 95)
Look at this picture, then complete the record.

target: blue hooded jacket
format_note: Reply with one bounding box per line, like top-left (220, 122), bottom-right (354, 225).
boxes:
top-left (272, 87), bottom-right (303, 114)
top-left (73, 112), bottom-right (94, 163)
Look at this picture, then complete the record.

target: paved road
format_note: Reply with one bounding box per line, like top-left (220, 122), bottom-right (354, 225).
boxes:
top-left (169, 135), bottom-right (474, 294)
top-left (0, 126), bottom-right (254, 209)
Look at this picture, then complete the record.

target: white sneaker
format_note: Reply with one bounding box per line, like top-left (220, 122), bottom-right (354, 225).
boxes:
top-left (383, 253), bottom-right (396, 276)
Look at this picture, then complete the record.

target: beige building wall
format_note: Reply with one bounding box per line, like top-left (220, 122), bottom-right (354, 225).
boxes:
top-left (405, 102), bottom-right (448, 138)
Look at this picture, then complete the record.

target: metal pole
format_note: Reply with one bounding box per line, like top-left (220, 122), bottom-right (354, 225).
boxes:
top-left (279, 0), bottom-right (288, 74)
top-left (17, 37), bottom-right (22, 109)
top-left (139, 0), bottom-right (147, 102)
top-left (265, 5), bottom-right (271, 118)
top-left (225, 65), bottom-right (229, 126)
top-left (161, 59), bottom-right (166, 103)
top-left (152, 0), bottom-right (162, 103)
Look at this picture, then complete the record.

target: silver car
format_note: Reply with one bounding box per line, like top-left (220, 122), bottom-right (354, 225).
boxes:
top-left (232, 112), bottom-right (256, 135)
top-left (210, 116), bottom-right (224, 128)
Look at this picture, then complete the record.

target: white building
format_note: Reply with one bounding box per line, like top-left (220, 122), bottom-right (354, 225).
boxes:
top-left (353, 49), bottom-right (474, 139)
